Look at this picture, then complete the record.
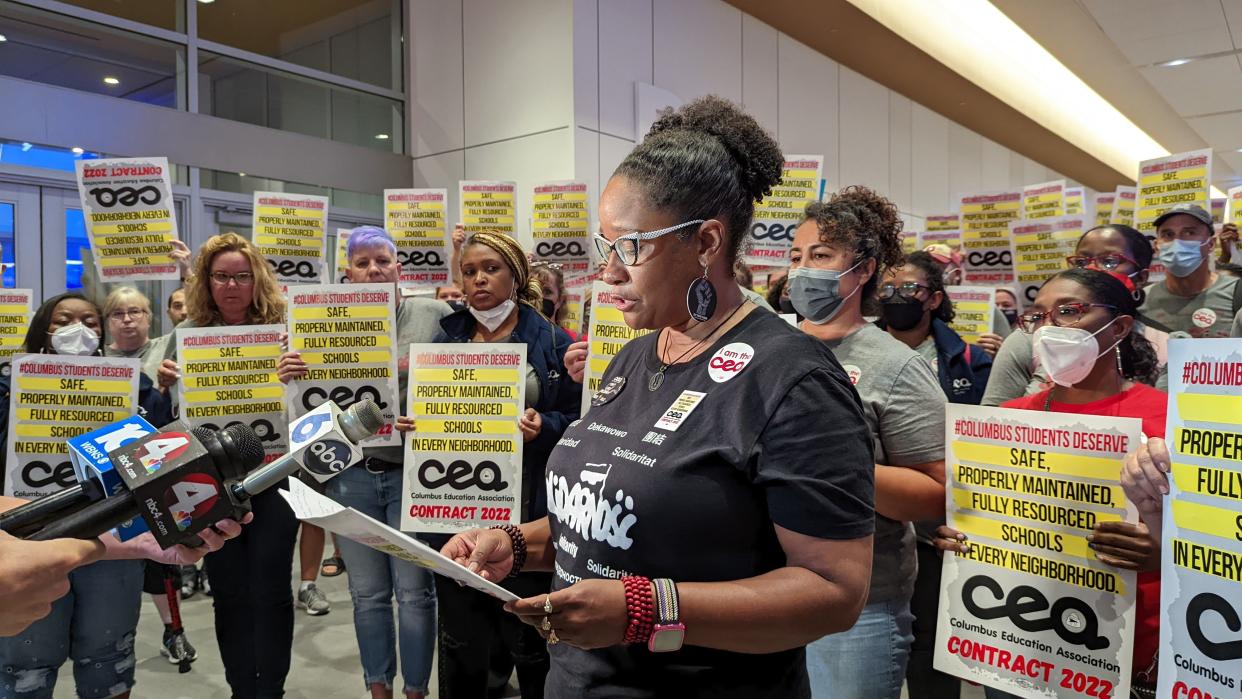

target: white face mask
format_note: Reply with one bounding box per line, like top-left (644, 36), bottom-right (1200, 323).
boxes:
top-left (469, 299), bottom-right (516, 332)
top-left (1031, 318), bottom-right (1121, 387)
top-left (48, 322), bottom-right (99, 356)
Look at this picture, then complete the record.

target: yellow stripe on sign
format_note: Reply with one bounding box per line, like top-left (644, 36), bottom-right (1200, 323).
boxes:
top-left (951, 440), bottom-right (1125, 480)
top-left (15, 407), bottom-right (133, 422)
top-left (533, 193), bottom-right (588, 202)
top-left (588, 357), bottom-right (611, 375)
top-left (0, 304), bottom-right (28, 314)
top-left (183, 385), bottom-right (285, 404)
top-left (1178, 393), bottom-right (1242, 425)
top-left (463, 194), bottom-right (514, 202)
top-left (388, 202), bottom-right (445, 211)
top-left (1138, 168), bottom-right (1208, 186)
top-left (180, 373), bottom-right (278, 389)
top-left (412, 368), bottom-right (521, 383)
top-left (1172, 499), bottom-right (1242, 542)
top-left (589, 340), bottom-right (629, 358)
top-left (417, 418), bottom-right (517, 435)
top-left (594, 305), bottom-right (625, 323)
top-left (951, 489), bottom-right (1120, 530)
top-left (90, 221), bottom-right (174, 235)
top-left (255, 206), bottom-right (325, 219)
top-left (15, 377), bottom-right (133, 393)
top-left (411, 402), bottom-right (520, 417)
top-left (1172, 462), bottom-right (1242, 501)
top-left (291, 305), bottom-right (390, 321)
top-left (462, 216), bottom-right (516, 224)
top-left (99, 255), bottom-right (174, 267)
top-left (182, 345), bottom-right (280, 361)
top-left (291, 335), bottom-right (392, 350)
top-left (953, 512), bottom-right (1096, 561)
top-left (300, 350), bottom-right (392, 365)
top-left (957, 540), bottom-right (1125, 594)
top-left (255, 235), bottom-right (322, 248)
top-left (956, 302), bottom-right (991, 313)
top-left (16, 422), bottom-right (124, 438)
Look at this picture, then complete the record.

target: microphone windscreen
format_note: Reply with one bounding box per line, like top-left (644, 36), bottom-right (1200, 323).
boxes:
top-left (340, 399), bottom-right (385, 443)
top-left (224, 423), bottom-right (265, 469)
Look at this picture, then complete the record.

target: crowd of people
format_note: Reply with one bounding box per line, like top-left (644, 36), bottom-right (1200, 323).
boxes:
top-left (0, 94), bottom-right (1232, 699)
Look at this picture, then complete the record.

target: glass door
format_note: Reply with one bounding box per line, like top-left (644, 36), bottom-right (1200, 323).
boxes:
top-left (0, 182), bottom-right (43, 298)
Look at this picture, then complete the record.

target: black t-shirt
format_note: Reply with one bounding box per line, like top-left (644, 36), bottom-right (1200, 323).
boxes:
top-left (544, 309), bottom-right (875, 698)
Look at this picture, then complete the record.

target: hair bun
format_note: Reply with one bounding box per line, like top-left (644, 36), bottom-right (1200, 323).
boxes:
top-left (647, 96), bottom-right (783, 204)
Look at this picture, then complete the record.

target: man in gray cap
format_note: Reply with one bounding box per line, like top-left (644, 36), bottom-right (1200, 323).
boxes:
top-left (1143, 203), bottom-right (1242, 340)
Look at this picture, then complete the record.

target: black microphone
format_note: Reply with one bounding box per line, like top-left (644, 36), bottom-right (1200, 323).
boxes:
top-left (0, 479), bottom-right (104, 538)
top-left (28, 424), bottom-right (264, 546)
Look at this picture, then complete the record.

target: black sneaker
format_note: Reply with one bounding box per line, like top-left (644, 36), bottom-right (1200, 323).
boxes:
top-left (161, 630), bottom-right (198, 669)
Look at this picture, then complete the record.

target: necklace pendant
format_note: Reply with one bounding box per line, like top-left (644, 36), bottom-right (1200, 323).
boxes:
top-left (648, 370), bottom-right (665, 391)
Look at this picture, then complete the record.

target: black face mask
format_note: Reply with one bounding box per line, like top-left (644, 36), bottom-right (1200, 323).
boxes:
top-left (1002, 309), bottom-right (1019, 327)
top-left (447, 300), bottom-right (467, 312)
top-left (542, 298), bottom-right (556, 319)
top-left (778, 296), bottom-right (797, 316)
top-left (881, 299), bottom-right (926, 331)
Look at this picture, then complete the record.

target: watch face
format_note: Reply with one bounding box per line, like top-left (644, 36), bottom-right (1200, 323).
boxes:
top-left (650, 627), bottom-right (685, 653)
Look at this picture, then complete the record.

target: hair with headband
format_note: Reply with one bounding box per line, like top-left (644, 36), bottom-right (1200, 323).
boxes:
top-left (465, 231), bottom-right (544, 312)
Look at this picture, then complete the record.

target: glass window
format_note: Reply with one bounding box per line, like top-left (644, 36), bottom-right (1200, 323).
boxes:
top-left (0, 2), bottom-right (185, 109)
top-left (201, 169), bottom-right (382, 217)
top-left (198, 52), bottom-right (402, 153)
top-left (0, 202), bottom-right (14, 288)
top-left (197, 0), bottom-right (400, 90)
top-left (52, 0), bottom-right (184, 32)
top-left (65, 209), bottom-right (89, 291)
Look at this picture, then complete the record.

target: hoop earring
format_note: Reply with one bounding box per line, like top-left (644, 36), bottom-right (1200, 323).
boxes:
top-left (685, 261), bottom-right (717, 322)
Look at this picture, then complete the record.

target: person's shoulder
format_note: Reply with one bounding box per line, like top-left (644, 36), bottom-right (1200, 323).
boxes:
top-left (1002, 389), bottom-right (1047, 411)
top-left (401, 296), bottom-right (452, 318)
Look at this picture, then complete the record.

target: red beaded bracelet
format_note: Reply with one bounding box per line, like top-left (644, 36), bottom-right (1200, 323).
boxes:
top-left (490, 524), bottom-right (526, 579)
top-left (621, 576), bottom-right (655, 644)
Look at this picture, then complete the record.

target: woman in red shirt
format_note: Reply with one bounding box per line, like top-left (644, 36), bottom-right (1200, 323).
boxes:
top-left (937, 267), bottom-right (1164, 696)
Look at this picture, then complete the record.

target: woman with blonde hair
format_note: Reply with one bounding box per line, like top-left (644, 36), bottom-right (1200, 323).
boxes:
top-left (160, 232), bottom-right (298, 699)
top-left (103, 286), bottom-right (168, 382)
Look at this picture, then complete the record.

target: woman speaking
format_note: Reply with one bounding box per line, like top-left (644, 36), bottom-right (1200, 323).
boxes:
top-left (441, 96), bottom-right (877, 698)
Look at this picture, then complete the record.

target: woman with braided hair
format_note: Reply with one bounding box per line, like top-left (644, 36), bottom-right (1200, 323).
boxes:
top-left (787, 186), bottom-right (949, 698)
top-left (408, 229), bottom-right (580, 698)
top-left (440, 96), bottom-right (875, 698)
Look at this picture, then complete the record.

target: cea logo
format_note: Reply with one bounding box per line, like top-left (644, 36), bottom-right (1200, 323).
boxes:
top-left (163, 473), bottom-right (220, 531)
top-left (1188, 592), bottom-right (1242, 661)
top-left (750, 222), bottom-right (795, 242)
top-left (267, 258), bottom-right (318, 279)
top-left (398, 250), bottom-right (443, 268)
top-left (134, 434), bottom-right (191, 475)
top-left (22, 460), bottom-right (75, 489)
top-left (962, 575), bottom-right (1107, 650)
top-left (418, 459), bottom-right (508, 492)
top-left (535, 241), bottom-right (585, 258)
top-left (302, 385), bottom-right (388, 412)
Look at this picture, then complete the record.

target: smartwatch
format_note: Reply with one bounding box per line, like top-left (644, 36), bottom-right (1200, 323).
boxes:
top-left (648, 578), bottom-right (685, 653)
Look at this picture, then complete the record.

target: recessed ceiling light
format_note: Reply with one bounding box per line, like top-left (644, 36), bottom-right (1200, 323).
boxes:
top-left (197, 0), bottom-right (215, 4)
top-left (103, 76), bottom-right (119, 85)
top-left (375, 133), bottom-right (390, 140)
top-left (0, 34), bottom-right (7, 42)
top-left (238, 172), bottom-right (246, 177)
top-left (1160, 58), bottom-right (1192, 67)
top-left (1236, 148), bottom-right (1242, 153)
top-left (71, 147), bottom-right (84, 155)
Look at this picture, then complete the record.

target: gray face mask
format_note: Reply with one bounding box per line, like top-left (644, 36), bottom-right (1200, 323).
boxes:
top-left (785, 259), bottom-right (864, 325)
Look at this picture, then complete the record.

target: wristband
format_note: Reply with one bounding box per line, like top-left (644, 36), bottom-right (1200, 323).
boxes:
top-left (621, 575), bottom-right (654, 644)
top-left (490, 524), bottom-right (526, 579)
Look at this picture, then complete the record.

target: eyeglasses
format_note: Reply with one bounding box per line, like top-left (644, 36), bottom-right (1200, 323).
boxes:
top-left (877, 282), bottom-right (931, 301)
top-left (593, 219), bottom-right (705, 266)
top-left (108, 308), bottom-right (148, 321)
top-left (1018, 302), bottom-right (1117, 333)
top-left (1065, 253), bottom-right (1139, 272)
top-left (209, 271), bottom-right (256, 286)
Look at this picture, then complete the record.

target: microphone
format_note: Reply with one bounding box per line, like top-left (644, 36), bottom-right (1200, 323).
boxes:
top-left (0, 416), bottom-right (161, 538)
top-left (232, 399), bottom-right (384, 500)
top-left (28, 423), bottom-right (264, 546)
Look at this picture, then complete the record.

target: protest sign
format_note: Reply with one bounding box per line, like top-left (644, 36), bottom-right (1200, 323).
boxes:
top-left (459, 180), bottom-right (517, 238)
top-left (384, 189), bottom-right (450, 288)
top-left (402, 343), bottom-right (527, 533)
top-left (961, 192), bottom-right (1021, 284)
top-left (4, 354), bottom-right (140, 497)
top-left (936, 404), bottom-right (1141, 698)
top-left (1136, 150), bottom-right (1211, 236)
top-left (287, 283), bottom-right (399, 448)
top-left (0, 289), bottom-right (32, 377)
top-left (74, 157), bottom-right (180, 282)
top-left (946, 287), bottom-right (996, 344)
top-left (580, 280), bottom-right (654, 415)
top-left (176, 325), bottom-right (287, 463)
top-left (742, 155), bottom-right (823, 267)
top-left (1023, 180), bottom-right (1066, 219)
top-left (1157, 339), bottom-right (1242, 699)
top-left (1010, 215), bottom-right (1086, 305)
top-left (251, 192), bottom-right (329, 285)
top-left (531, 181), bottom-right (591, 277)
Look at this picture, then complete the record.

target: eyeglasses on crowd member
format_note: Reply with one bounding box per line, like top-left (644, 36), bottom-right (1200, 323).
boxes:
top-left (440, 96), bottom-right (876, 699)
top-left (159, 232), bottom-right (299, 699)
top-left (936, 267), bottom-right (1163, 698)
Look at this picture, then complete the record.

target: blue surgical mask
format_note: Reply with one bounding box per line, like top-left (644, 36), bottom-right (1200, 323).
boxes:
top-left (1156, 238), bottom-right (1209, 278)
top-left (786, 260), bottom-right (864, 325)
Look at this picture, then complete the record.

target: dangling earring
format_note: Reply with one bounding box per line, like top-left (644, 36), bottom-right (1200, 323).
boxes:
top-left (1115, 345), bottom-right (1124, 376)
top-left (686, 261), bottom-right (717, 322)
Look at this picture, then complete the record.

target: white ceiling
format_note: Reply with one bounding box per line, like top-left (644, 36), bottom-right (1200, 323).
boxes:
top-left (1079, 0), bottom-right (1242, 187)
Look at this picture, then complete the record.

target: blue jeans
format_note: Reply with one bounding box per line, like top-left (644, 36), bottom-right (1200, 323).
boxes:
top-left (327, 466), bottom-right (436, 694)
top-left (806, 597), bottom-right (915, 699)
top-left (0, 559), bottom-right (143, 699)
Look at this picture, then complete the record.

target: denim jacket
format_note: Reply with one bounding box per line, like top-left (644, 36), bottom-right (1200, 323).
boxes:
top-left (434, 304), bottom-right (582, 521)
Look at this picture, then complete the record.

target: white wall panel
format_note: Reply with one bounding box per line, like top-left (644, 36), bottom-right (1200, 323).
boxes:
top-left (412, 150), bottom-right (466, 224)
top-left (911, 103), bottom-right (949, 215)
top-left (463, 0), bottom-right (574, 146)
top-left (948, 123), bottom-right (981, 206)
top-left (653, 0), bottom-right (743, 103)
top-left (1022, 156), bottom-right (1048, 185)
top-left (741, 14), bottom-right (780, 138)
top-left (888, 92), bottom-right (912, 214)
top-left (464, 128), bottom-right (576, 243)
top-left (777, 33), bottom-right (839, 188)
top-left (410, 0), bottom-right (465, 156)
top-left (574, 126), bottom-right (601, 230)
top-left (839, 66), bottom-right (889, 194)
top-left (599, 133), bottom-right (636, 191)
top-left (980, 138), bottom-right (1010, 192)
top-left (572, 0), bottom-right (600, 131)
top-left (598, 0), bottom-right (654, 140)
